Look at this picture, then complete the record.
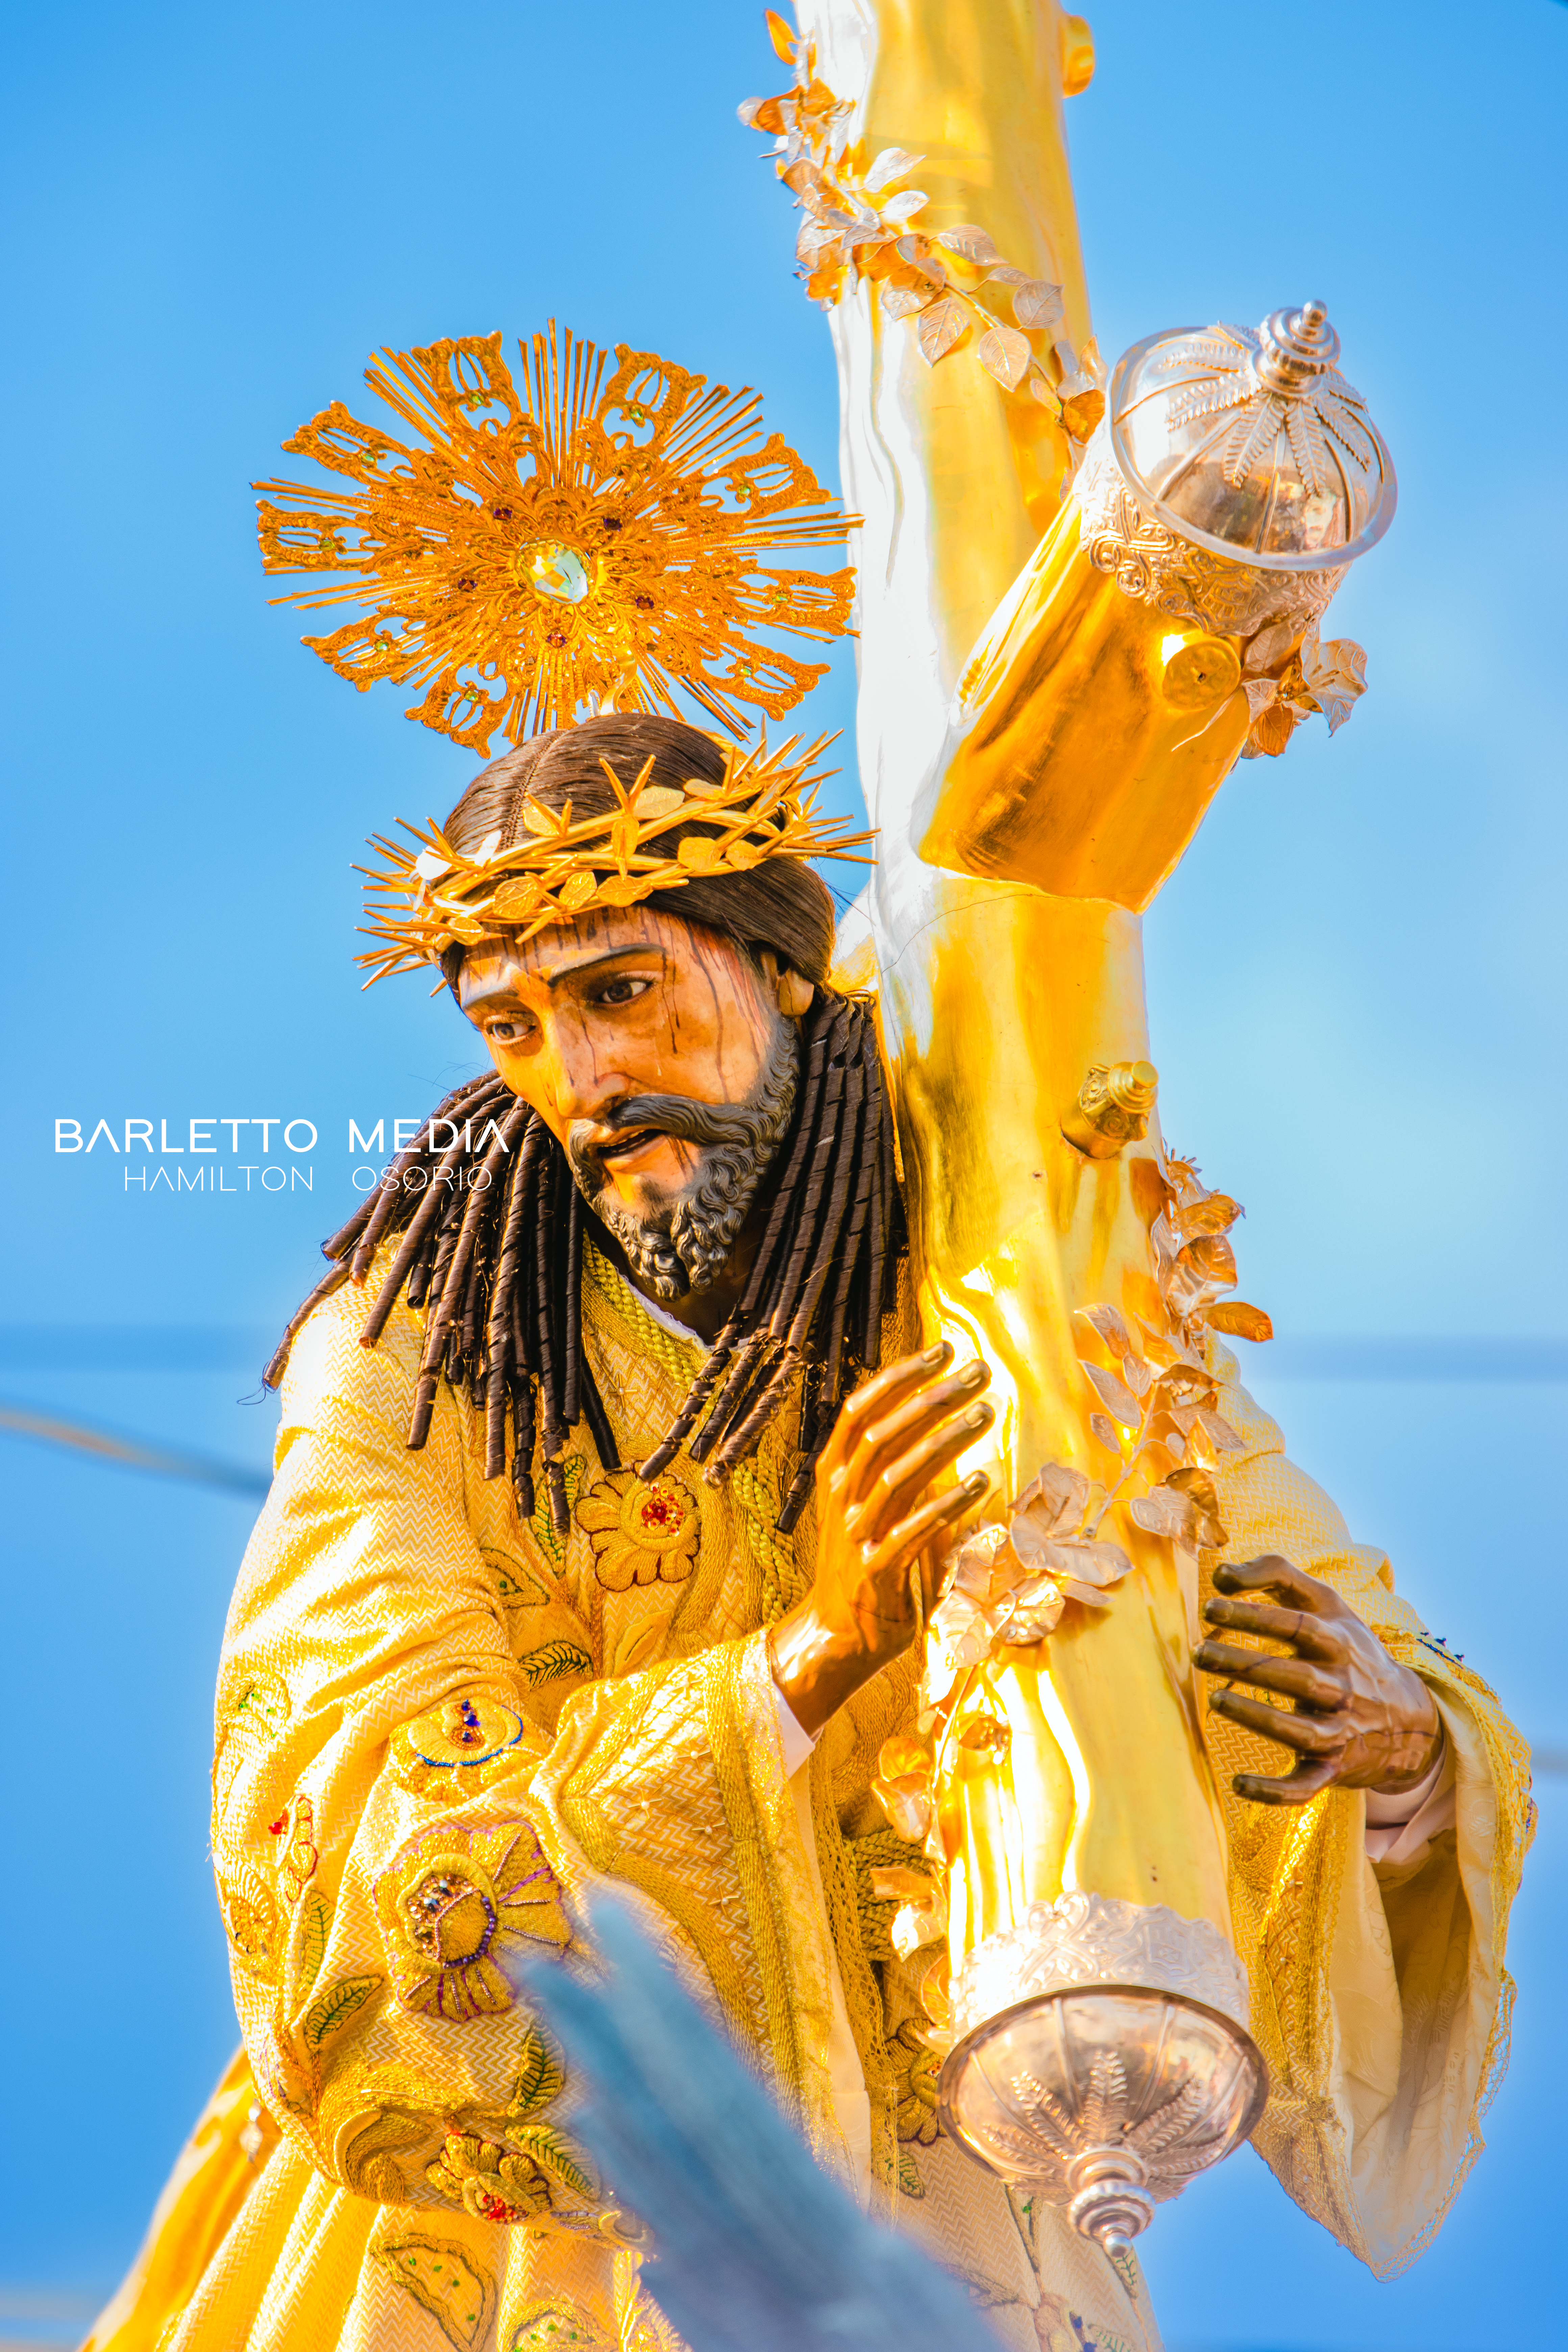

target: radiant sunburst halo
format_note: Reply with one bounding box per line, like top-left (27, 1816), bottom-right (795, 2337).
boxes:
top-left (255, 325), bottom-right (857, 753)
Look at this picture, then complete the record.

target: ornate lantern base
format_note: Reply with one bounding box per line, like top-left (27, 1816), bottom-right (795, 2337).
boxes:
top-left (937, 1895), bottom-right (1267, 2257)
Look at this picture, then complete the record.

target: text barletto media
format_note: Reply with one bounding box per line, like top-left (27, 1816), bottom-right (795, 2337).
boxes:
top-left (52, 1116), bottom-right (513, 1195)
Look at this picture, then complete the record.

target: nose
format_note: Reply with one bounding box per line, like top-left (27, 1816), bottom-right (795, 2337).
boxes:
top-left (532, 1011), bottom-right (635, 1130)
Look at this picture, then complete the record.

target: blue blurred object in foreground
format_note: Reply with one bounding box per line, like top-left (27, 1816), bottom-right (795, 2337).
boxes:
top-left (517, 1900), bottom-right (998, 2352)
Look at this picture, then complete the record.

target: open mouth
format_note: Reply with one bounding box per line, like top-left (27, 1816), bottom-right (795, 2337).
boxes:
top-left (598, 1126), bottom-right (665, 1166)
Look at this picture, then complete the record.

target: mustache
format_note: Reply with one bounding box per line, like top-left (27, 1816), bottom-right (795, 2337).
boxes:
top-left (568, 1092), bottom-right (773, 1172)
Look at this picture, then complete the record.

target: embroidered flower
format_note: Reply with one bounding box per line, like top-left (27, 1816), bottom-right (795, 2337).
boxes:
top-left (375, 1818), bottom-right (570, 2021)
top-left (426, 2120), bottom-right (597, 2225)
top-left (577, 1469), bottom-right (698, 1591)
top-left (391, 1689), bottom-right (546, 1802)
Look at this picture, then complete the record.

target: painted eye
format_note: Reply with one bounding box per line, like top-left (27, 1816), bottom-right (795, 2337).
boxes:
top-left (597, 975), bottom-right (653, 1006)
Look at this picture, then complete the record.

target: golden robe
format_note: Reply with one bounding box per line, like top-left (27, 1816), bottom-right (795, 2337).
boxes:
top-left (88, 1239), bottom-right (1529, 2352)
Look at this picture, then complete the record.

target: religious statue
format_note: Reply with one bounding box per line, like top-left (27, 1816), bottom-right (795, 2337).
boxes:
top-left (87, 10), bottom-right (1531, 2352)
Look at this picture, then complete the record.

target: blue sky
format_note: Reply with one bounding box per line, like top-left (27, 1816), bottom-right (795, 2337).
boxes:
top-left (2, 4), bottom-right (1564, 2346)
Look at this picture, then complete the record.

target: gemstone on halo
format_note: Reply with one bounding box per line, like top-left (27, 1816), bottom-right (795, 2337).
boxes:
top-left (516, 540), bottom-right (592, 605)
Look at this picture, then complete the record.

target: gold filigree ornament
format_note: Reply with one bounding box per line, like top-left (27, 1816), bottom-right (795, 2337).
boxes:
top-left (256, 323), bottom-right (857, 755)
top-left (357, 730), bottom-right (873, 984)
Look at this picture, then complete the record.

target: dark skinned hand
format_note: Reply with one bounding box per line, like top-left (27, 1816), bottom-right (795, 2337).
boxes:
top-left (1194, 1554), bottom-right (1443, 1806)
top-left (770, 1341), bottom-right (994, 1736)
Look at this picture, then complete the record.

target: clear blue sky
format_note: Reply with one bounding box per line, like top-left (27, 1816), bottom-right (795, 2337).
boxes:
top-left (2, 4), bottom-right (1564, 2347)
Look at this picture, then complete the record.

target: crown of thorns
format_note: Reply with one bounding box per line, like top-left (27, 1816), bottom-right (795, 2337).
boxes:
top-left (357, 732), bottom-right (874, 984)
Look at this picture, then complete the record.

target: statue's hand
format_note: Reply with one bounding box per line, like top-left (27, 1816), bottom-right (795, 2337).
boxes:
top-left (768, 1341), bottom-right (993, 1737)
top-left (1194, 1554), bottom-right (1443, 1806)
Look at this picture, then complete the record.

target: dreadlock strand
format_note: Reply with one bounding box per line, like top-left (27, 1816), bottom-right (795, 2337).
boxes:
top-left (359, 1127), bottom-right (475, 1347)
top-left (669, 997), bottom-right (836, 1465)
top-left (320, 1195), bottom-right (378, 1268)
top-left (486, 1113), bottom-right (543, 1479)
top-left (687, 1330), bottom-right (787, 1467)
top-left (790, 1050), bottom-right (865, 1356)
top-left (635, 1304), bottom-right (748, 1479)
top-left (511, 1373), bottom-right (538, 1518)
top-left (264, 1262), bottom-right (353, 1389)
top-left (416, 1106), bottom-right (521, 1378)
top-left (758, 1006), bottom-right (851, 1346)
top-left (684, 1002), bottom-right (844, 1465)
top-left (563, 1183), bottom-right (584, 1429)
top-left (708, 1345), bottom-right (806, 1474)
top-left (577, 1349), bottom-right (621, 1472)
top-left (347, 1073), bottom-right (509, 1279)
top-left (776, 1420), bottom-right (835, 1535)
top-left (533, 1159), bottom-right (570, 1534)
top-left (820, 1026), bottom-right (881, 1400)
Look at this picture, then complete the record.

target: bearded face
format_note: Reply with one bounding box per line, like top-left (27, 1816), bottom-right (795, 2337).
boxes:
top-left (456, 904), bottom-right (807, 1304)
top-left (563, 1018), bottom-right (798, 1298)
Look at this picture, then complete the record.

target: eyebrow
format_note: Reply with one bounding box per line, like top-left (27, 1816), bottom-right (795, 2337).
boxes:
top-left (461, 942), bottom-right (666, 1008)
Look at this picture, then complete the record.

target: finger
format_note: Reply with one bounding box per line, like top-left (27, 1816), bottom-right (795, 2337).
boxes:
top-left (1191, 1640), bottom-right (1346, 1710)
top-left (874, 1476), bottom-right (991, 1591)
top-left (855, 1402), bottom-right (995, 1545)
top-left (849, 1362), bottom-right (991, 1507)
top-left (1201, 1595), bottom-right (1347, 1662)
top-left (1207, 1688), bottom-right (1346, 1756)
top-left (1232, 1756), bottom-right (1341, 1807)
top-left (1212, 1555), bottom-right (1342, 1617)
top-left (836, 1342), bottom-right (954, 1434)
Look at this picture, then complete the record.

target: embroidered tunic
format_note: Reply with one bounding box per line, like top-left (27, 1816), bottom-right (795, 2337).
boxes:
top-left (88, 1241), bottom-right (1529, 2352)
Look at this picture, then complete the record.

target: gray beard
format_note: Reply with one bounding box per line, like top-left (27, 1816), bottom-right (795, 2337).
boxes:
top-left (566, 1023), bottom-right (800, 1302)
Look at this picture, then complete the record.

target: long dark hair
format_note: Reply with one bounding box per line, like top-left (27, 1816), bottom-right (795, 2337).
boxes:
top-left (268, 715), bottom-right (900, 1535)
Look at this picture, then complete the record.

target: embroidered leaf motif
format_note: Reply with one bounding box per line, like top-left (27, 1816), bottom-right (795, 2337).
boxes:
top-left (517, 1640), bottom-right (593, 1687)
top-left (508, 2302), bottom-right (608, 2350)
top-left (303, 1971), bottom-right (383, 2050)
top-left (529, 1457), bottom-right (585, 1563)
top-left (508, 2124), bottom-right (597, 2204)
top-left (372, 2233), bottom-right (494, 2352)
top-left (487, 1549), bottom-right (555, 1607)
top-left (297, 1891), bottom-right (332, 1996)
top-left (509, 2025), bottom-right (566, 2120)
top-left (896, 2143), bottom-right (928, 2198)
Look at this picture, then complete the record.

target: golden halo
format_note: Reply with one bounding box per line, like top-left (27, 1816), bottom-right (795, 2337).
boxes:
top-left (256, 324), bottom-right (857, 754)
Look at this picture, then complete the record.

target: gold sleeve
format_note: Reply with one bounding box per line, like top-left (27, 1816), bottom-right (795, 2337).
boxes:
top-left (1203, 1344), bottom-right (1533, 2275)
top-left (212, 1276), bottom-right (844, 2232)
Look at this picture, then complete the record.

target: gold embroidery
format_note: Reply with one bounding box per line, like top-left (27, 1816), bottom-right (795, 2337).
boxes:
top-left (577, 1467), bottom-right (698, 1591)
top-left (427, 2125), bottom-right (588, 2224)
top-left (530, 1455), bottom-right (588, 1564)
top-left (217, 1859), bottom-right (283, 1984)
top-left (213, 1668), bottom-right (288, 1797)
top-left (273, 1793), bottom-right (318, 1902)
top-left (375, 1818), bottom-right (571, 2019)
top-left (369, 2229), bottom-right (495, 2352)
top-left (506, 2300), bottom-right (612, 2350)
top-left (392, 1689), bottom-right (547, 1800)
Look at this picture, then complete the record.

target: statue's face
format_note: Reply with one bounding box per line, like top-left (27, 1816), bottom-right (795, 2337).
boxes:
top-left (457, 902), bottom-right (802, 1298)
